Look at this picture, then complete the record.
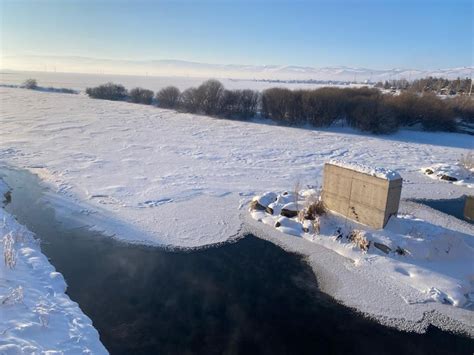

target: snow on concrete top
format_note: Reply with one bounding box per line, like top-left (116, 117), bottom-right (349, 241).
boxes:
top-left (328, 160), bottom-right (402, 180)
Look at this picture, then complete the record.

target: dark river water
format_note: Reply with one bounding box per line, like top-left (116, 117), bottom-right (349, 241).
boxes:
top-left (1, 168), bottom-right (473, 355)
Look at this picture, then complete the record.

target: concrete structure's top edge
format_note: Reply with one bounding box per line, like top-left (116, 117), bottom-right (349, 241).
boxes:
top-left (327, 160), bottom-right (402, 181)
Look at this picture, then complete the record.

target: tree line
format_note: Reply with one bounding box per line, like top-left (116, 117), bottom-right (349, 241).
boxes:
top-left (375, 77), bottom-right (472, 96)
top-left (85, 79), bottom-right (473, 134)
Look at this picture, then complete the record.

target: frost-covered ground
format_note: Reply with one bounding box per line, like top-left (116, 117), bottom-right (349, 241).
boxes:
top-left (0, 87), bottom-right (473, 334)
top-left (0, 180), bottom-right (107, 354)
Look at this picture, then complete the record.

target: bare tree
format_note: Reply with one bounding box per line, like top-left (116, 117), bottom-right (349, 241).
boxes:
top-left (129, 87), bottom-right (154, 104)
top-left (196, 79), bottom-right (224, 115)
top-left (85, 82), bottom-right (127, 101)
top-left (156, 86), bottom-right (181, 108)
top-left (179, 87), bottom-right (201, 112)
top-left (22, 79), bottom-right (37, 89)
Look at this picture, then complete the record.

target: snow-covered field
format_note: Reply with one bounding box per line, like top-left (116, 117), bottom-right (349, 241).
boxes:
top-left (0, 87), bottom-right (473, 335)
top-left (0, 70), bottom-right (363, 93)
top-left (1, 87), bottom-right (472, 247)
top-left (0, 180), bottom-right (107, 354)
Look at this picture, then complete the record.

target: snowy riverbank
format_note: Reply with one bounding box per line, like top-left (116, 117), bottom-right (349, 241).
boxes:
top-left (250, 186), bottom-right (473, 303)
top-left (242, 202), bottom-right (474, 337)
top-left (0, 180), bottom-right (107, 354)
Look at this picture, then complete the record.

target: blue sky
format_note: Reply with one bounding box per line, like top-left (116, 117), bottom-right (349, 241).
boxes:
top-left (1, 0), bottom-right (472, 69)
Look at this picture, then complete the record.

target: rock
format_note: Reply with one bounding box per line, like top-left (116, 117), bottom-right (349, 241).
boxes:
top-left (257, 192), bottom-right (278, 207)
top-left (424, 168), bottom-right (434, 175)
top-left (276, 192), bottom-right (298, 205)
top-left (395, 246), bottom-right (407, 256)
top-left (280, 202), bottom-right (300, 218)
top-left (440, 174), bottom-right (457, 182)
top-left (250, 192), bottom-right (277, 214)
top-left (249, 200), bottom-right (266, 211)
top-left (268, 202), bottom-right (282, 215)
top-left (281, 209), bottom-right (298, 218)
top-left (274, 216), bottom-right (303, 236)
top-left (3, 190), bottom-right (11, 204)
top-left (373, 242), bottom-right (391, 254)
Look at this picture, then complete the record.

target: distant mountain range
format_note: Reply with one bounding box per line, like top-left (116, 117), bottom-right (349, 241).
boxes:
top-left (1, 55), bottom-right (472, 82)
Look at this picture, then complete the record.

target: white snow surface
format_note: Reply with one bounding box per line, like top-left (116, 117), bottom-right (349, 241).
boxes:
top-left (0, 182), bottom-right (107, 354)
top-left (0, 87), bottom-right (472, 249)
top-left (328, 159), bottom-right (402, 180)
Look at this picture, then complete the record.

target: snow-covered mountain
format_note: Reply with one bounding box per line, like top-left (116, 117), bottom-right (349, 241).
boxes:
top-left (1, 55), bottom-right (471, 81)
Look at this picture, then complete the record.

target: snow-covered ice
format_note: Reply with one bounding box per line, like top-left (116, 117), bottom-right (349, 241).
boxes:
top-left (0, 87), bottom-right (473, 335)
top-left (0, 180), bottom-right (107, 354)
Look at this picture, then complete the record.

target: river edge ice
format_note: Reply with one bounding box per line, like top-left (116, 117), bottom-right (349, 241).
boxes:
top-left (1, 87), bottom-right (473, 337)
top-left (0, 180), bottom-right (108, 354)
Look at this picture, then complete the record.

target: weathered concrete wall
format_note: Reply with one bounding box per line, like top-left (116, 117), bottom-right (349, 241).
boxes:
top-left (464, 195), bottom-right (474, 221)
top-left (322, 163), bottom-right (402, 229)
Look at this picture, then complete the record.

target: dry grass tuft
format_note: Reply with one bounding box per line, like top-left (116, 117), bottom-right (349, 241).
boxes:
top-left (295, 188), bottom-right (327, 235)
top-left (298, 188), bottom-right (326, 221)
top-left (293, 180), bottom-right (301, 211)
top-left (1, 286), bottom-right (23, 305)
top-left (306, 200), bottom-right (327, 218)
top-left (3, 232), bottom-right (16, 269)
top-left (348, 229), bottom-right (370, 251)
top-left (459, 151), bottom-right (474, 171)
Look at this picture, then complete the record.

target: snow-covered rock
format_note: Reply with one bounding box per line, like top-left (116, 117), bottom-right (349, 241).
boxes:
top-left (274, 216), bottom-right (303, 236)
top-left (422, 163), bottom-right (474, 188)
top-left (280, 202), bottom-right (301, 218)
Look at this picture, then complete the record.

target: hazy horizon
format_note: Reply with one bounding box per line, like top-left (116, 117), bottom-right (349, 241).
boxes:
top-left (1, 54), bottom-right (473, 84)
